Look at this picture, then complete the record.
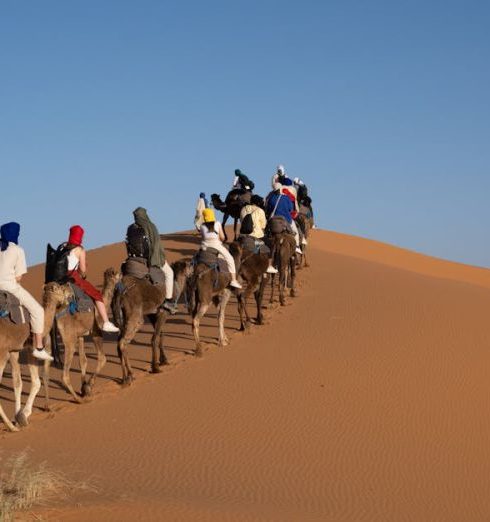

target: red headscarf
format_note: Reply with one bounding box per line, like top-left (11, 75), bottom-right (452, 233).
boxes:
top-left (68, 225), bottom-right (84, 246)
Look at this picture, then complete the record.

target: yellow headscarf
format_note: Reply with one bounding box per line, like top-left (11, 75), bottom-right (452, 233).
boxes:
top-left (202, 208), bottom-right (216, 222)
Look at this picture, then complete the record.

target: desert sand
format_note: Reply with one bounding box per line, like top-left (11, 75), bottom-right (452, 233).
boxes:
top-left (2, 229), bottom-right (490, 521)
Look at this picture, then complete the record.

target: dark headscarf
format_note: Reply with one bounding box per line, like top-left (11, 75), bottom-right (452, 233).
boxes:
top-left (133, 207), bottom-right (165, 267)
top-left (0, 222), bottom-right (20, 252)
top-left (251, 195), bottom-right (264, 209)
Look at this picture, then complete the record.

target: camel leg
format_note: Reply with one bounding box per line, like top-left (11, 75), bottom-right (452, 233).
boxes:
top-left (157, 312), bottom-right (169, 367)
top-left (17, 360), bottom-right (41, 427)
top-left (239, 283), bottom-right (254, 331)
top-left (61, 335), bottom-right (82, 403)
top-left (82, 333), bottom-right (105, 397)
top-left (0, 352), bottom-right (19, 432)
top-left (117, 317), bottom-right (140, 386)
top-left (10, 351), bottom-right (22, 419)
top-left (233, 218), bottom-right (239, 241)
top-left (269, 272), bottom-right (276, 305)
top-left (290, 257), bottom-right (297, 297)
top-left (237, 291), bottom-right (247, 331)
top-left (255, 276), bottom-right (267, 325)
top-left (218, 289), bottom-right (231, 347)
top-left (42, 359), bottom-right (51, 412)
top-left (222, 214), bottom-right (229, 242)
top-left (150, 312), bottom-right (168, 373)
top-left (193, 302), bottom-right (210, 357)
top-left (279, 267), bottom-right (286, 306)
top-left (78, 336), bottom-right (88, 394)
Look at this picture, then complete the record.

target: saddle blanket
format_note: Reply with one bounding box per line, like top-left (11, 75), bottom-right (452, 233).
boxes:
top-left (239, 235), bottom-right (270, 255)
top-left (69, 283), bottom-right (94, 313)
top-left (0, 291), bottom-right (31, 325)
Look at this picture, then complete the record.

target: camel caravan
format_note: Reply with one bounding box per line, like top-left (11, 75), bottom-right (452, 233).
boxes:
top-left (0, 165), bottom-right (314, 432)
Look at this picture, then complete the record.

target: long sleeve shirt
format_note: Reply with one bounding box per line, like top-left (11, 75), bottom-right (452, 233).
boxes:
top-left (266, 193), bottom-right (294, 224)
top-left (240, 205), bottom-right (267, 239)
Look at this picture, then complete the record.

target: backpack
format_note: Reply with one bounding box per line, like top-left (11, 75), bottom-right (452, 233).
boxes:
top-left (238, 173), bottom-right (255, 191)
top-left (45, 242), bottom-right (71, 284)
top-left (240, 212), bottom-right (254, 235)
top-left (126, 224), bottom-right (150, 260)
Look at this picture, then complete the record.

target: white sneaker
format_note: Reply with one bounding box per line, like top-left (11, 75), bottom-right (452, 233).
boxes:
top-left (33, 348), bottom-right (54, 362)
top-left (266, 266), bottom-right (278, 274)
top-left (102, 321), bottom-right (120, 333)
top-left (230, 280), bottom-right (242, 289)
top-left (295, 247), bottom-right (302, 254)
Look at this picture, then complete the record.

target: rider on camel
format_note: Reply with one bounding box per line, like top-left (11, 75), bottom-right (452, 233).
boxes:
top-left (200, 208), bottom-right (242, 289)
top-left (232, 169), bottom-right (254, 192)
top-left (265, 184), bottom-right (302, 254)
top-left (0, 222), bottom-right (53, 361)
top-left (240, 195), bottom-right (278, 274)
top-left (132, 208), bottom-right (178, 314)
top-left (194, 192), bottom-right (208, 231)
top-left (65, 225), bottom-right (119, 333)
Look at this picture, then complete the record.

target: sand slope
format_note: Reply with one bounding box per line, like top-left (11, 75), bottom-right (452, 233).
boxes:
top-left (2, 230), bottom-right (490, 521)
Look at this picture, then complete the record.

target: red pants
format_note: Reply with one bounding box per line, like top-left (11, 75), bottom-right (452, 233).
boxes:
top-left (68, 270), bottom-right (103, 302)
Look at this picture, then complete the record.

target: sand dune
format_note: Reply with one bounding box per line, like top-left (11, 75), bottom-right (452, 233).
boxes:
top-left (2, 229), bottom-right (490, 521)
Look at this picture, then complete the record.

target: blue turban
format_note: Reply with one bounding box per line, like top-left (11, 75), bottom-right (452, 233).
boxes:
top-left (199, 192), bottom-right (208, 207)
top-left (0, 222), bottom-right (20, 251)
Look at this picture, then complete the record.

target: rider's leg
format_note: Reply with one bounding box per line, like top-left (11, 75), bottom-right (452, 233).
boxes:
top-left (289, 221), bottom-right (302, 253)
top-left (6, 284), bottom-right (53, 360)
top-left (214, 244), bottom-right (242, 288)
top-left (161, 261), bottom-right (178, 314)
top-left (69, 271), bottom-right (119, 333)
top-left (162, 261), bottom-right (174, 300)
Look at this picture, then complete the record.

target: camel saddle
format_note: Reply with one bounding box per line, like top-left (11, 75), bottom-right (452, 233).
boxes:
top-left (226, 189), bottom-right (252, 206)
top-left (122, 256), bottom-right (149, 279)
top-left (0, 291), bottom-right (31, 325)
top-left (68, 283), bottom-right (93, 313)
top-left (194, 247), bottom-right (220, 268)
top-left (121, 257), bottom-right (165, 286)
top-left (269, 216), bottom-right (289, 235)
top-left (52, 283), bottom-right (93, 318)
top-left (238, 235), bottom-right (270, 256)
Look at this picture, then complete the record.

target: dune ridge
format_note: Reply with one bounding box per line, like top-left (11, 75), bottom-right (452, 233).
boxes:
top-left (1, 229), bottom-right (490, 521)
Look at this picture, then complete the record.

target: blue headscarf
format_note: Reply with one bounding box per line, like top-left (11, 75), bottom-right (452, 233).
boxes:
top-left (200, 192), bottom-right (209, 207)
top-left (0, 222), bottom-right (20, 251)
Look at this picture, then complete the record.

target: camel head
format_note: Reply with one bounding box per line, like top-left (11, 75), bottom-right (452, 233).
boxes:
top-left (210, 193), bottom-right (226, 212)
top-left (43, 281), bottom-right (73, 309)
top-left (103, 267), bottom-right (121, 288)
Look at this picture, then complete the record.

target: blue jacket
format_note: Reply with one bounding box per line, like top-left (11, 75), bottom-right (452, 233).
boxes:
top-left (266, 192), bottom-right (293, 224)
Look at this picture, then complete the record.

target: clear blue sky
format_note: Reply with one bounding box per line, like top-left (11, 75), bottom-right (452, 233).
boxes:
top-left (1, 0), bottom-right (489, 267)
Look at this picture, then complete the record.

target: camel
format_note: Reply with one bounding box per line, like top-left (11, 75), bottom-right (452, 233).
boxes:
top-left (0, 282), bottom-right (72, 432)
top-left (111, 261), bottom-right (188, 385)
top-left (42, 268), bottom-right (121, 403)
top-left (269, 232), bottom-right (297, 306)
top-left (186, 246), bottom-right (241, 356)
top-left (233, 241), bottom-right (269, 331)
top-left (210, 190), bottom-right (251, 242)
